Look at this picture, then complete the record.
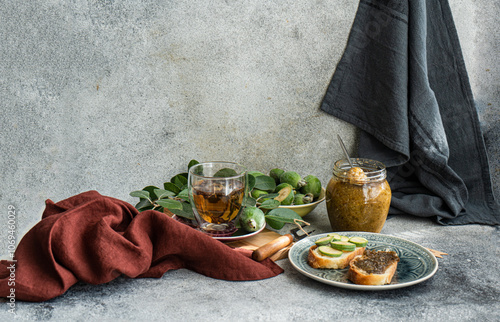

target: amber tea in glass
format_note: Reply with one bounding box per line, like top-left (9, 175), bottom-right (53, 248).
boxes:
top-left (188, 162), bottom-right (246, 235)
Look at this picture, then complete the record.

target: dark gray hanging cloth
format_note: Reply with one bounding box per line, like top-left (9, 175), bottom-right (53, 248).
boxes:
top-left (321, 0), bottom-right (499, 225)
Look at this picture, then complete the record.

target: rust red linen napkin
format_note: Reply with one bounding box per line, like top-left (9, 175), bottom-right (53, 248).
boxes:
top-left (0, 191), bottom-right (283, 302)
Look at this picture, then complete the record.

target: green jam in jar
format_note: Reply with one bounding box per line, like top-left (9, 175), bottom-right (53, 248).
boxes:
top-left (326, 158), bottom-right (391, 233)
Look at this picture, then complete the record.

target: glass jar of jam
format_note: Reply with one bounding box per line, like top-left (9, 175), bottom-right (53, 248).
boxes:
top-left (326, 158), bottom-right (391, 233)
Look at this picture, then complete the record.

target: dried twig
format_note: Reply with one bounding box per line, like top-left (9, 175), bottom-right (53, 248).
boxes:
top-left (293, 218), bottom-right (311, 237)
top-left (425, 247), bottom-right (448, 258)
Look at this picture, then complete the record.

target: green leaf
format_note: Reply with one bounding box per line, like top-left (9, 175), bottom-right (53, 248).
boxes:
top-left (265, 208), bottom-right (302, 224)
top-left (138, 205), bottom-right (155, 212)
top-left (169, 202), bottom-right (195, 220)
top-left (259, 199), bottom-right (280, 210)
top-left (247, 174), bottom-right (256, 192)
top-left (214, 168), bottom-right (238, 177)
top-left (248, 171), bottom-right (265, 177)
top-left (188, 159), bottom-right (199, 171)
top-left (164, 182), bottom-right (181, 194)
top-left (265, 208), bottom-right (302, 230)
top-left (254, 175), bottom-right (276, 192)
top-left (177, 188), bottom-right (189, 201)
top-left (171, 174), bottom-right (188, 189)
top-left (265, 217), bottom-right (285, 230)
top-left (242, 196), bottom-right (257, 207)
top-left (135, 198), bottom-right (153, 210)
top-left (142, 186), bottom-right (160, 200)
top-left (154, 189), bottom-right (177, 199)
top-left (130, 190), bottom-right (150, 200)
top-left (156, 199), bottom-right (183, 210)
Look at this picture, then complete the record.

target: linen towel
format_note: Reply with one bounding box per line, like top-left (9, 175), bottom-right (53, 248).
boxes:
top-left (321, 0), bottom-right (499, 224)
top-left (0, 191), bottom-right (283, 302)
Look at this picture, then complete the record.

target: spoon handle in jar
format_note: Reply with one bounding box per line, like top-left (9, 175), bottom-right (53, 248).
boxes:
top-left (337, 134), bottom-right (354, 168)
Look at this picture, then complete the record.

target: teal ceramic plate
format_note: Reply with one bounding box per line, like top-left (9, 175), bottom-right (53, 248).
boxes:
top-left (213, 224), bottom-right (265, 242)
top-left (288, 232), bottom-right (438, 290)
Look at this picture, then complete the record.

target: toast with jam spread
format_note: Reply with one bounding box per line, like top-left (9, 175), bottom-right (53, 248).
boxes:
top-left (347, 249), bottom-right (400, 285)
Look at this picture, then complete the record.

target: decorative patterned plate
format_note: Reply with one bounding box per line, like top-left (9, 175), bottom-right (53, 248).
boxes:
top-left (288, 232), bottom-right (438, 290)
top-left (171, 215), bottom-right (265, 242)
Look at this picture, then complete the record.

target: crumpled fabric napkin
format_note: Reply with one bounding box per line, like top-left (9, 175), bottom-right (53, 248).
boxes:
top-left (321, 0), bottom-right (499, 225)
top-left (0, 191), bottom-right (283, 302)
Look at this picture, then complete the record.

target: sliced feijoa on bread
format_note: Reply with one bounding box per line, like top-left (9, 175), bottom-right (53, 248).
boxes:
top-left (330, 241), bottom-right (356, 252)
top-left (327, 233), bottom-right (342, 241)
top-left (349, 237), bottom-right (368, 247)
top-left (318, 246), bottom-right (343, 257)
top-left (315, 236), bottom-right (333, 246)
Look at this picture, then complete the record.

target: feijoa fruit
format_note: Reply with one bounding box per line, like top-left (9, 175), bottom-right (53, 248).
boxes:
top-left (300, 175), bottom-right (322, 198)
top-left (279, 171), bottom-right (306, 189)
top-left (239, 207), bottom-right (266, 232)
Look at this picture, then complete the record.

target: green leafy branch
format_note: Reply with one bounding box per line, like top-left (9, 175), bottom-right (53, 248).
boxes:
top-left (129, 160), bottom-right (199, 220)
top-left (129, 160), bottom-right (306, 230)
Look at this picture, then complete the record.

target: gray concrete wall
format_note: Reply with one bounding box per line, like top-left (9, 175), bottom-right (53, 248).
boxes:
top-left (1, 0), bottom-right (498, 250)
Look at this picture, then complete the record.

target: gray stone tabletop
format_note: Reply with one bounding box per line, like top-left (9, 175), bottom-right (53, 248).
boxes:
top-left (1, 203), bottom-right (498, 321)
top-left (0, 0), bottom-right (499, 320)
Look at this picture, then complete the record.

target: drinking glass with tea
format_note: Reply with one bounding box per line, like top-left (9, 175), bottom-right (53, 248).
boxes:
top-left (188, 162), bottom-right (247, 236)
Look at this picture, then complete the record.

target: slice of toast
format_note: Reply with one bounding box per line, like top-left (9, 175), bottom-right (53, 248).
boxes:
top-left (347, 250), bottom-right (400, 285)
top-left (307, 245), bottom-right (366, 269)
